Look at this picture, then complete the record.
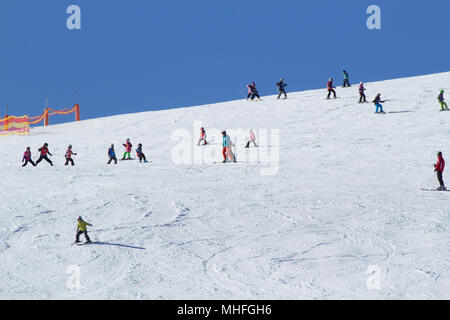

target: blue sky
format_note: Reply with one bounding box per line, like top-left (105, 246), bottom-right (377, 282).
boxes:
top-left (0, 0), bottom-right (449, 123)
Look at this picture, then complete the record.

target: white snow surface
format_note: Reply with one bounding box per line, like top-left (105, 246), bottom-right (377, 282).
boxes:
top-left (1, 72), bottom-right (450, 300)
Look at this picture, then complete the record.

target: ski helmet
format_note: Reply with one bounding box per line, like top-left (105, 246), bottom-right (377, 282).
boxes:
top-left (127, 138), bottom-right (130, 142)
top-left (222, 130), bottom-right (226, 135)
top-left (68, 145), bottom-right (72, 149)
top-left (78, 216), bottom-right (82, 220)
top-left (44, 143), bottom-right (48, 146)
top-left (138, 143), bottom-right (142, 147)
top-left (441, 89), bottom-right (445, 93)
top-left (27, 147), bottom-right (30, 150)
top-left (329, 77), bottom-right (333, 81)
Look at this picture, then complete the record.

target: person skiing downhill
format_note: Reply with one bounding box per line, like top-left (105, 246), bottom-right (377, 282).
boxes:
top-left (108, 144), bottom-right (117, 164)
top-left (276, 78), bottom-right (288, 99)
top-left (342, 70), bottom-right (351, 87)
top-left (245, 129), bottom-right (259, 148)
top-left (222, 131), bottom-right (236, 163)
top-left (197, 127), bottom-right (208, 146)
top-left (435, 152), bottom-right (446, 190)
top-left (136, 143), bottom-right (148, 163)
top-left (122, 139), bottom-right (132, 160)
top-left (438, 90), bottom-right (449, 111)
top-left (373, 93), bottom-right (386, 113)
top-left (75, 216), bottom-right (92, 244)
top-left (22, 147), bottom-right (36, 167)
top-left (326, 78), bottom-right (336, 99)
top-left (247, 82), bottom-right (261, 101)
top-left (36, 143), bottom-right (53, 166)
top-left (65, 145), bottom-right (77, 166)
top-left (359, 82), bottom-right (367, 103)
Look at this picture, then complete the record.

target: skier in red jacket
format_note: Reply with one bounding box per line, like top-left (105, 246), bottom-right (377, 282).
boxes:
top-left (197, 127), bottom-right (207, 146)
top-left (326, 78), bottom-right (336, 99)
top-left (435, 151), bottom-right (446, 190)
top-left (122, 139), bottom-right (133, 160)
top-left (36, 143), bottom-right (53, 166)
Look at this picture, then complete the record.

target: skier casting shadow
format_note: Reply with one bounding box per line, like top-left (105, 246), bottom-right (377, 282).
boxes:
top-left (36, 143), bottom-right (53, 166)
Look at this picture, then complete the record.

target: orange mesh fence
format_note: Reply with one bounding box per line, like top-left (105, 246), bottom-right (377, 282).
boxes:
top-left (1, 104), bottom-right (79, 136)
top-left (0, 115), bottom-right (30, 136)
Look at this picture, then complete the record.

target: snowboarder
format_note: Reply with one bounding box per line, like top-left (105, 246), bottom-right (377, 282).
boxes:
top-left (36, 143), bottom-right (53, 166)
top-left (326, 78), bottom-right (336, 99)
top-left (22, 147), bottom-right (36, 167)
top-left (435, 152), bottom-right (446, 190)
top-left (222, 130), bottom-right (236, 163)
top-left (65, 145), bottom-right (77, 166)
top-left (75, 216), bottom-right (92, 244)
top-left (245, 129), bottom-right (259, 148)
top-left (359, 82), bottom-right (367, 103)
top-left (247, 82), bottom-right (261, 101)
top-left (108, 144), bottom-right (117, 164)
top-left (438, 90), bottom-right (449, 111)
top-left (122, 139), bottom-right (132, 160)
top-left (136, 143), bottom-right (148, 163)
top-left (276, 78), bottom-right (288, 99)
top-left (197, 127), bottom-right (208, 146)
top-left (373, 93), bottom-right (386, 114)
top-left (342, 70), bottom-right (351, 87)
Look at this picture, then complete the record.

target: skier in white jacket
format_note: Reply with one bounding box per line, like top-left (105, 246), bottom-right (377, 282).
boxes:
top-left (245, 129), bottom-right (259, 148)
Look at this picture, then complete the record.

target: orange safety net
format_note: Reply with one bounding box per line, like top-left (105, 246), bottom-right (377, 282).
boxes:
top-left (0, 115), bottom-right (30, 136)
top-left (29, 110), bottom-right (48, 125)
top-left (1, 104), bottom-right (79, 135)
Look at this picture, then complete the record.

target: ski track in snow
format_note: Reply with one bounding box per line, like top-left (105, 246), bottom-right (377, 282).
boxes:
top-left (1, 72), bottom-right (450, 299)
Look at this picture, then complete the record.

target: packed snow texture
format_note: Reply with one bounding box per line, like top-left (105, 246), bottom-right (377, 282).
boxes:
top-left (1, 72), bottom-right (449, 299)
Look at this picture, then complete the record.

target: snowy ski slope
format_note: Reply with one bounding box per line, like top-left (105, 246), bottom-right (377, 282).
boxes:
top-left (0, 72), bottom-right (449, 299)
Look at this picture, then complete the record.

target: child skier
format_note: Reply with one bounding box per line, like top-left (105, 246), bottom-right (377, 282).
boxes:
top-left (438, 90), bottom-right (449, 111)
top-left (247, 82), bottom-right (261, 101)
top-left (373, 93), bottom-right (386, 114)
top-left (197, 127), bottom-right (208, 146)
top-left (359, 82), bottom-right (367, 103)
top-left (435, 152), bottom-right (446, 190)
top-left (245, 129), bottom-right (259, 148)
top-left (65, 145), bottom-right (77, 166)
top-left (108, 144), bottom-right (117, 164)
top-left (122, 139), bottom-right (133, 160)
top-left (22, 147), bottom-right (36, 167)
top-left (75, 216), bottom-right (92, 244)
top-left (222, 130), bottom-right (236, 163)
top-left (326, 78), bottom-right (336, 99)
top-left (342, 70), bottom-right (351, 87)
top-left (136, 143), bottom-right (148, 163)
top-left (276, 78), bottom-right (288, 99)
top-left (36, 143), bottom-right (53, 166)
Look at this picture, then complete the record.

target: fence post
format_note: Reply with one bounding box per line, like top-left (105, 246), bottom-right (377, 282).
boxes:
top-left (44, 109), bottom-right (49, 126)
top-left (75, 104), bottom-right (80, 121)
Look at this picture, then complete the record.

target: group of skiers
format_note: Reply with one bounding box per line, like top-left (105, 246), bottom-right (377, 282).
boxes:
top-left (22, 143), bottom-right (76, 167)
top-left (246, 78), bottom-right (288, 101)
top-left (107, 139), bottom-right (148, 164)
top-left (195, 127), bottom-right (259, 163)
top-left (22, 139), bottom-right (149, 167)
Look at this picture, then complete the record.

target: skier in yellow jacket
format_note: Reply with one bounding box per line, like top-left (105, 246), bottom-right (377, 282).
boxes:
top-left (75, 216), bottom-right (92, 244)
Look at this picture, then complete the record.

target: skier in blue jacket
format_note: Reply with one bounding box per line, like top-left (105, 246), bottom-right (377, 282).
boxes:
top-left (136, 143), bottom-right (148, 163)
top-left (108, 144), bottom-right (117, 164)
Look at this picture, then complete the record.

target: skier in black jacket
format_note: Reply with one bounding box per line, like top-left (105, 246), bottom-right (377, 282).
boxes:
top-left (276, 78), bottom-right (287, 99)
